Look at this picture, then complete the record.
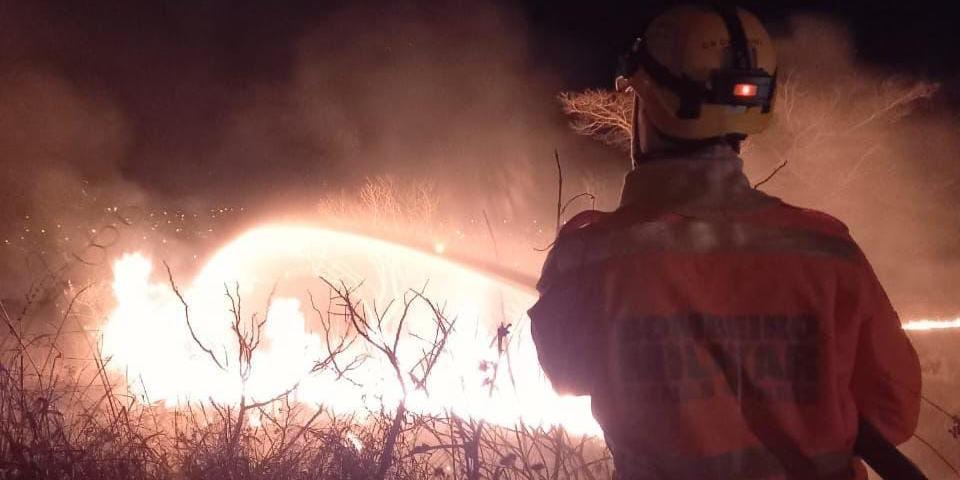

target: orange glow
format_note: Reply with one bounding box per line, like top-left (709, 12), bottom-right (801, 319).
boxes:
top-left (101, 224), bottom-right (958, 436)
top-left (902, 318), bottom-right (960, 331)
top-left (733, 83), bottom-right (758, 97)
top-left (103, 225), bottom-right (600, 436)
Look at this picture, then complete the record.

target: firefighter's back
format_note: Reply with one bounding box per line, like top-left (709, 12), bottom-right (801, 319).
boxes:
top-left (532, 195), bottom-right (920, 479)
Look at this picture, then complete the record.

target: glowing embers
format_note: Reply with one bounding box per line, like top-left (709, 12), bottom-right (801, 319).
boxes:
top-left (102, 225), bottom-right (599, 435)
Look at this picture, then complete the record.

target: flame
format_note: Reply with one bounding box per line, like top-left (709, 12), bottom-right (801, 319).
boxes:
top-left (103, 225), bottom-right (600, 435)
top-left (346, 431), bottom-right (364, 452)
top-left (902, 318), bottom-right (960, 331)
top-left (102, 224), bottom-right (958, 436)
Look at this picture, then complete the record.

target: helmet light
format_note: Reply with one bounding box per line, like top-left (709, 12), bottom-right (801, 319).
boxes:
top-left (733, 83), bottom-right (758, 97)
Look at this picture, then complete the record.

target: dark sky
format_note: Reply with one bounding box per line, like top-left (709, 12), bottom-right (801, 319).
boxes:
top-left (521, 0), bottom-right (960, 88)
top-left (6, 0), bottom-right (959, 88)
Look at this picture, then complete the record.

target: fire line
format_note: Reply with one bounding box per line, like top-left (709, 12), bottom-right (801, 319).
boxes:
top-left (101, 224), bottom-right (955, 437)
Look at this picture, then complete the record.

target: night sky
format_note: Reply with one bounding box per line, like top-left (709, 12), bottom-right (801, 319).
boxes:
top-left (524, 0), bottom-right (960, 88)
top-left (5, 0), bottom-right (958, 107)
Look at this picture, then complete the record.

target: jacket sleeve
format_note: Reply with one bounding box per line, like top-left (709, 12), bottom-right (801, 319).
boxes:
top-left (850, 260), bottom-right (922, 445)
top-left (528, 234), bottom-right (607, 397)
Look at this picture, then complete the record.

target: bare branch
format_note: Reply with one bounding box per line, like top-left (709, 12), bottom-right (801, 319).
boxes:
top-left (753, 158), bottom-right (789, 190)
top-left (554, 149), bottom-right (563, 234)
top-left (558, 90), bottom-right (633, 151)
top-left (307, 290), bottom-right (365, 383)
top-left (163, 261), bottom-right (225, 371)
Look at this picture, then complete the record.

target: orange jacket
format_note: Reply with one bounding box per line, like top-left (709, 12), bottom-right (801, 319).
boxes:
top-left (529, 146), bottom-right (921, 479)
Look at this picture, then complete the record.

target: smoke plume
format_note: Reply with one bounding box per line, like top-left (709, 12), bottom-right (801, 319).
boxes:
top-left (1, 3), bottom-right (958, 321)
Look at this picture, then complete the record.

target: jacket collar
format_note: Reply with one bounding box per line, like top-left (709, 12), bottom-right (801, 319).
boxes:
top-left (619, 143), bottom-right (773, 216)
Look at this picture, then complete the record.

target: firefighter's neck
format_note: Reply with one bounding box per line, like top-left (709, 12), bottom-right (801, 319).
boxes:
top-left (631, 115), bottom-right (733, 168)
top-left (635, 121), bottom-right (674, 160)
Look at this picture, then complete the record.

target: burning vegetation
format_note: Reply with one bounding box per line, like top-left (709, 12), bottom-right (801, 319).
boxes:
top-left (1, 221), bottom-right (614, 479)
top-left (3, 193), bottom-right (958, 479)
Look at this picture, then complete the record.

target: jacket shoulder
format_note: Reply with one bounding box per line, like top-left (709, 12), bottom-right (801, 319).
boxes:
top-left (773, 202), bottom-right (851, 237)
top-left (557, 206), bottom-right (656, 240)
top-left (557, 209), bottom-right (611, 237)
top-left (537, 210), bottom-right (614, 292)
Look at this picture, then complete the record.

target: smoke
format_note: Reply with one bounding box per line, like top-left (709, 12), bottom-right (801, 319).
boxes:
top-left (0, 1), bottom-right (619, 296)
top-left (742, 16), bottom-right (960, 317)
top-left (218, 2), bottom-right (570, 214)
top-left (1, 3), bottom-right (957, 320)
top-left (0, 68), bottom-right (145, 291)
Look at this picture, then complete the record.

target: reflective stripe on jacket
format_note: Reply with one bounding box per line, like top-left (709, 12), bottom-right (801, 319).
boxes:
top-left (528, 144), bottom-right (921, 479)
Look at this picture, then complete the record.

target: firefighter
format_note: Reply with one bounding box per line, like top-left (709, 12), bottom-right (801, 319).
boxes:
top-left (529, 4), bottom-right (922, 479)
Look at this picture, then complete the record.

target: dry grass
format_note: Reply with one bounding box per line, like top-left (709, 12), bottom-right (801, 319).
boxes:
top-left (0, 262), bottom-right (612, 480)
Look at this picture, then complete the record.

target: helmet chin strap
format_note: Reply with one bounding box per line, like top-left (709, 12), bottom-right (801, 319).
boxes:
top-left (630, 94), bottom-right (643, 169)
top-left (631, 94), bottom-right (743, 168)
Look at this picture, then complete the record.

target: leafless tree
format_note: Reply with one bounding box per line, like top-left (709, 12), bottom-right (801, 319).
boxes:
top-left (744, 73), bottom-right (938, 196)
top-left (1, 264), bottom-right (618, 479)
top-left (556, 74), bottom-right (939, 199)
top-left (558, 90), bottom-right (633, 151)
top-left (317, 277), bottom-right (455, 480)
top-left (163, 265), bottom-right (355, 468)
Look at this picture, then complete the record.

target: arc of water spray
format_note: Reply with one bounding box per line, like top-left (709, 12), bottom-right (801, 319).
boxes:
top-left (360, 227), bottom-right (953, 332)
